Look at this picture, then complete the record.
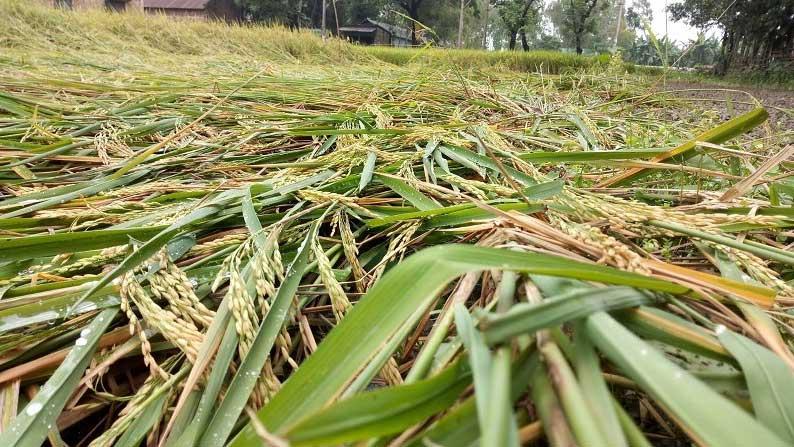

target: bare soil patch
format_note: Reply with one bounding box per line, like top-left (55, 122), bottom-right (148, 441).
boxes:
top-left (659, 80), bottom-right (794, 139)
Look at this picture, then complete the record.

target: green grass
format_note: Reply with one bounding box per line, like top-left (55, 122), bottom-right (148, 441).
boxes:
top-left (361, 46), bottom-right (611, 74)
top-left (0, 1), bottom-right (793, 447)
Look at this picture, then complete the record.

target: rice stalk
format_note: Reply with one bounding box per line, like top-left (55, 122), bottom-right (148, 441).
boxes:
top-left (0, 2), bottom-right (792, 446)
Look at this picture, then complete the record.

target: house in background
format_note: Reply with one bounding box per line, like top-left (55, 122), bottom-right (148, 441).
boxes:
top-left (48, 0), bottom-right (108, 8)
top-left (106, 0), bottom-right (139, 11)
top-left (339, 18), bottom-right (410, 47)
top-left (44, 0), bottom-right (241, 20)
top-left (141, 0), bottom-right (240, 20)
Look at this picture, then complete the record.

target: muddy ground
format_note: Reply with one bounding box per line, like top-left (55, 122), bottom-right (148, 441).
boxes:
top-left (659, 80), bottom-right (794, 140)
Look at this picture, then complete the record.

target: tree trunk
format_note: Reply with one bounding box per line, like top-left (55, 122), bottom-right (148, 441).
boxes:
top-left (509, 32), bottom-right (517, 50)
top-left (295, 0), bottom-right (303, 28)
top-left (714, 46), bottom-right (726, 75)
top-left (481, 0), bottom-right (489, 49)
top-left (613, 0), bottom-right (624, 50)
top-left (714, 29), bottom-right (734, 76)
top-left (410, 4), bottom-right (419, 45)
top-left (331, 0), bottom-right (339, 34)
top-left (751, 38), bottom-right (762, 68)
top-left (321, 0), bottom-right (326, 39)
top-left (520, 30), bottom-right (529, 51)
top-left (457, 0), bottom-right (465, 48)
top-left (575, 33), bottom-right (583, 54)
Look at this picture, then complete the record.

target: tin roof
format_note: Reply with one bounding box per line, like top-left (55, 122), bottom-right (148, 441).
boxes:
top-left (340, 18), bottom-right (411, 40)
top-left (338, 26), bottom-right (378, 34)
top-left (144, 0), bottom-right (209, 10)
top-left (364, 18), bottom-right (410, 40)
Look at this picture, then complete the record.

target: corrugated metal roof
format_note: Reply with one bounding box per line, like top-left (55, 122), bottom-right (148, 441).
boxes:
top-left (144, 0), bottom-right (210, 9)
top-left (338, 26), bottom-right (378, 33)
top-left (365, 18), bottom-right (410, 40)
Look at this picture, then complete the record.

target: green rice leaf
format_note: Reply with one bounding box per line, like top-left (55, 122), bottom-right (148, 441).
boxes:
top-left (717, 329), bottom-right (794, 443)
top-left (231, 245), bottom-right (686, 445)
top-left (1, 170), bottom-right (148, 219)
top-left (285, 360), bottom-right (470, 446)
top-left (573, 323), bottom-right (627, 447)
top-left (521, 179), bottom-right (564, 200)
top-left (114, 392), bottom-right (169, 447)
top-left (358, 151), bottom-right (377, 192)
top-left (586, 311), bottom-right (787, 447)
top-left (0, 308), bottom-right (118, 447)
top-left (453, 304), bottom-right (493, 429)
top-left (600, 108), bottom-right (769, 187)
top-left (200, 224), bottom-right (317, 446)
top-left (0, 227), bottom-right (164, 262)
top-left (481, 286), bottom-right (653, 345)
top-left (375, 174), bottom-right (439, 210)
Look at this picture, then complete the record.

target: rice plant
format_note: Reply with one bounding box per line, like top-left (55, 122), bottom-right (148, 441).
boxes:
top-left (0, 1), bottom-right (793, 446)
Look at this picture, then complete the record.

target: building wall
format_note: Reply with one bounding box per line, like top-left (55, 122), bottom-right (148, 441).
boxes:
top-left (43, 0), bottom-right (103, 8)
top-left (40, 0), bottom-right (250, 21)
top-left (339, 30), bottom-right (375, 45)
top-left (374, 28), bottom-right (390, 46)
top-left (75, 0), bottom-right (104, 8)
top-left (205, 0), bottom-right (240, 20)
top-left (43, 0), bottom-right (136, 9)
top-left (144, 7), bottom-right (207, 19)
top-left (122, 0), bottom-right (144, 10)
top-left (143, 1), bottom-right (241, 21)
top-left (107, 0), bottom-right (131, 11)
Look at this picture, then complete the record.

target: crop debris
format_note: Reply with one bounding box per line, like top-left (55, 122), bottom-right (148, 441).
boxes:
top-left (0, 2), bottom-right (793, 446)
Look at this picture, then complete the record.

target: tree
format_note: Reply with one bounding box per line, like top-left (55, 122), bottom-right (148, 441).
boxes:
top-left (680, 34), bottom-right (720, 67)
top-left (534, 32), bottom-right (564, 50)
top-left (624, 0), bottom-right (651, 30)
top-left (624, 34), bottom-right (680, 66)
top-left (337, 0), bottom-right (387, 28)
top-left (562, 0), bottom-right (608, 54)
top-left (457, 0), bottom-right (466, 47)
top-left (587, 0), bottom-right (621, 52)
top-left (495, 0), bottom-right (541, 50)
top-left (392, 0), bottom-right (426, 45)
top-left (612, 0), bottom-right (624, 50)
top-left (481, 0), bottom-right (490, 48)
top-left (235, 0), bottom-right (311, 26)
top-left (451, 0), bottom-right (483, 47)
top-left (670, 0), bottom-right (794, 75)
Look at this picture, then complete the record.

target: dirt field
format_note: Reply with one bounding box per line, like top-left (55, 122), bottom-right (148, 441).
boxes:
top-left (660, 80), bottom-right (794, 139)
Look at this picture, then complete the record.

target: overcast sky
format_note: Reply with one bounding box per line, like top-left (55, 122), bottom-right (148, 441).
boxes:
top-left (647, 0), bottom-right (720, 43)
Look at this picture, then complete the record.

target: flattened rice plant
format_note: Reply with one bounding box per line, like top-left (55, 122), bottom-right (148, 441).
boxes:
top-left (0, 2), bottom-right (793, 446)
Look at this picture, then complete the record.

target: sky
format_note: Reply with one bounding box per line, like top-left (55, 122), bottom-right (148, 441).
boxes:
top-left (647, 0), bottom-right (719, 43)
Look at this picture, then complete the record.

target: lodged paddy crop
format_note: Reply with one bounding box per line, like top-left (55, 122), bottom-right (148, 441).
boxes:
top-left (0, 1), bottom-right (793, 446)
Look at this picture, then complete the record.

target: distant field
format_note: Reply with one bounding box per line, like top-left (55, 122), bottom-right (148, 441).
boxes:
top-left (0, 0), bottom-right (613, 75)
top-left (1, 2), bottom-right (793, 447)
top-left (362, 45), bottom-right (612, 73)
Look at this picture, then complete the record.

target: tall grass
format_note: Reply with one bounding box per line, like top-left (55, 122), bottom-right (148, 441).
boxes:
top-left (362, 46), bottom-right (611, 74)
top-left (0, 0), bottom-right (359, 63)
top-left (0, 0), bottom-right (614, 75)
